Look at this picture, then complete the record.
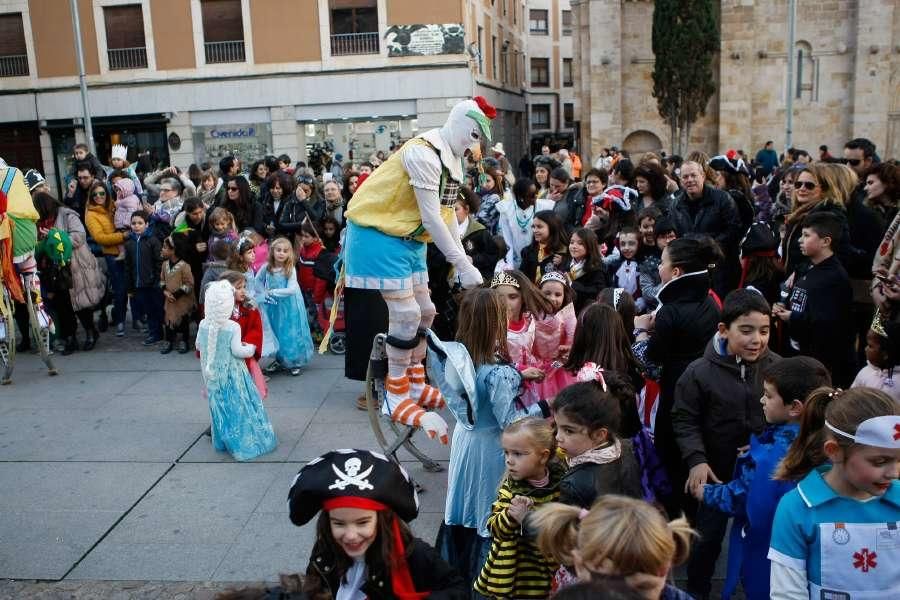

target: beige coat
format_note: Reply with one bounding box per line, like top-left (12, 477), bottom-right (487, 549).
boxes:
top-left (56, 207), bottom-right (106, 311)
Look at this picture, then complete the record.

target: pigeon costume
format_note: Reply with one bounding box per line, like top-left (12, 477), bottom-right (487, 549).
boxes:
top-left (342, 98), bottom-right (497, 445)
top-left (289, 449), bottom-right (467, 600)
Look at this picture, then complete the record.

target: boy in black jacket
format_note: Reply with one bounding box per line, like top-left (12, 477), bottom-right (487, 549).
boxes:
top-left (672, 288), bottom-right (780, 600)
top-left (772, 211), bottom-right (854, 386)
top-left (125, 210), bottom-right (164, 345)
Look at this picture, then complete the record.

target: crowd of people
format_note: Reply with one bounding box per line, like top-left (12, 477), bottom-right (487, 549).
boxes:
top-left (7, 130), bottom-right (900, 600)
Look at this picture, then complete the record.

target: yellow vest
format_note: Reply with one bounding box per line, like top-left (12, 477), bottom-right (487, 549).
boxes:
top-left (345, 138), bottom-right (455, 243)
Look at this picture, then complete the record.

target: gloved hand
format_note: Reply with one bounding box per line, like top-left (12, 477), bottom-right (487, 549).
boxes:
top-left (455, 261), bottom-right (484, 290)
top-left (419, 411), bottom-right (449, 445)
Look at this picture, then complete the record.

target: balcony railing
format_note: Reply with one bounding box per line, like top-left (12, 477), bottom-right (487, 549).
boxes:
top-left (204, 40), bottom-right (246, 64)
top-left (0, 54), bottom-right (28, 77)
top-left (107, 46), bottom-right (148, 70)
top-left (330, 32), bottom-right (379, 56)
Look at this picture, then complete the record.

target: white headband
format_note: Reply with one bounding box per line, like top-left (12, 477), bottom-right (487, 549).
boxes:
top-left (825, 416), bottom-right (900, 449)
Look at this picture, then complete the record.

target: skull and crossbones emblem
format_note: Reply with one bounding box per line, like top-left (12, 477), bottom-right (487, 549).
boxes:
top-left (329, 457), bottom-right (374, 491)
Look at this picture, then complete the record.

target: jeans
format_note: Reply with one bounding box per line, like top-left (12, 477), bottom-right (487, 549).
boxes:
top-left (105, 256), bottom-right (127, 325)
top-left (133, 287), bottom-right (164, 338)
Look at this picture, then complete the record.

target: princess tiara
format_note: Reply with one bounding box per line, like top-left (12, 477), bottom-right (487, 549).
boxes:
top-left (826, 415), bottom-right (900, 450)
top-left (540, 270), bottom-right (570, 286)
top-left (490, 271), bottom-right (519, 289)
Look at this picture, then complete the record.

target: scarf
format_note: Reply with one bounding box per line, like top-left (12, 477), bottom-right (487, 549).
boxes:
top-left (567, 440), bottom-right (622, 468)
top-left (568, 259), bottom-right (585, 281)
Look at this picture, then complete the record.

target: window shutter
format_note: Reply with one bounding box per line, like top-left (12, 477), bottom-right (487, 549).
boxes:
top-left (104, 5), bottom-right (145, 50)
top-left (201, 0), bottom-right (243, 43)
top-left (0, 13), bottom-right (27, 57)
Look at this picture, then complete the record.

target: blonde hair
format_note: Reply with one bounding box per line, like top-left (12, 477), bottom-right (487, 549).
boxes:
top-left (500, 417), bottom-right (557, 485)
top-left (456, 288), bottom-right (508, 366)
top-left (208, 207), bottom-right (236, 231)
top-left (267, 236), bottom-right (296, 275)
top-left (817, 162), bottom-right (858, 205)
top-left (533, 495), bottom-right (695, 574)
top-left (787, 163), bottom-right (845, 224)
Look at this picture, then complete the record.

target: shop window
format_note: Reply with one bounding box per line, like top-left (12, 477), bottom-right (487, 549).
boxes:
top-left (531, 57), bottom-right (549, 87)
top-left (531, 104), bottom-right (551, 130)
top-left (0, 13), bottom-right (28, 77)
top-left (563, 58), bottom-right (573, 87)
top-left (564, 103), bottom-right (574, 129)
top-left (529, 9), bottom-right (548, 35)
top-left (104, 5), bottom-right (147, 70)
top-left (201, 0), bottom-right (246, 64)
top-left (330, 0), bottom-right (379, 56)
top-left (562, 10), bottom-right (572, 36)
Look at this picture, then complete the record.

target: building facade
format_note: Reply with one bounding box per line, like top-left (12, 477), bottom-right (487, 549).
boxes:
top-left (571, 0), bottom-right (900, 164)
top-left (0, 0), bottom-right (526, 196)
top-left (524, 0), bottom-right (575, 155)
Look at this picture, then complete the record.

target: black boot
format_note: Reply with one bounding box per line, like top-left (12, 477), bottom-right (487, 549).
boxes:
top-left (159, 341), bottom-right (174, 355)
top-left (62, 336), bottom-right (79, 355)
top-left (82, 329), bottom-right (98, 351)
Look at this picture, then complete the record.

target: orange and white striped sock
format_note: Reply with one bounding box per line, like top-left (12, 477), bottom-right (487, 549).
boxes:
top-left (386, 375), bottom-right (424, 426)
top-left (407, 364), bottom-right (446, 410)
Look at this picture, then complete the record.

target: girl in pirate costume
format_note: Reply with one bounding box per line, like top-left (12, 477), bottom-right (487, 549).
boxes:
top-left (288, 449), bottom-right (467, 599)
top-left (196, 280), bottom-right (276, 461)
top-left (768, 388), bottom-right (900, 600)
top-left (341, 98), bottom-right (495, 444)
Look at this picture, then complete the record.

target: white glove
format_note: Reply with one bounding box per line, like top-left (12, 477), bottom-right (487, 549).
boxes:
top-left (419, 411), bottom-right (449, 445)
top-left (455, 261), bottom-right (484, 290)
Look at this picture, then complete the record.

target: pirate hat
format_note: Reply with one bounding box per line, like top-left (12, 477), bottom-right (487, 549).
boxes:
top-left (288, 449), bottom-right (419, 526)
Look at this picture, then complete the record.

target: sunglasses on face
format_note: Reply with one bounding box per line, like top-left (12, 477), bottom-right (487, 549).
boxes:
top-left (92, 191), bottom-right (106, 197)
top-left (845, 158), bottom-right (862, 166)
top-left (794, 181), bottom-right (818, 190)
top-left (227, 186), bottom-right (239, 191)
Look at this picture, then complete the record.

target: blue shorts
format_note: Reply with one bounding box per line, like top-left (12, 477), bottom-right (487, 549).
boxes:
top-left (343, 222), bottom-right (428, 290)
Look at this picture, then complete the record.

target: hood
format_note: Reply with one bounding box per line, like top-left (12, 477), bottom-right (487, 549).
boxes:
top-left (703, 332), bottom-right (774, 381)
top-left (464, 217), bottom-right (486, 237)
top-left (114, 177), bottom-right (135, 198)
top-left (425, 330), bottom-right (478, 429)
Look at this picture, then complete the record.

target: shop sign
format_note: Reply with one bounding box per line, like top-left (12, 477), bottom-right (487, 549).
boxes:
top-left (193, 123), bottom-right (271, 165)
top-left (385, 24), bottom-right (465, 57)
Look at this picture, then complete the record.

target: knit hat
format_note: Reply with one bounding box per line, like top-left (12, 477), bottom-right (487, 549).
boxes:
top-left (111, 144), bottom-right (128, 162)
top-left (24, 169), bottom-right (45, 191)
top-left (288, 449), bottom-right (420, 526)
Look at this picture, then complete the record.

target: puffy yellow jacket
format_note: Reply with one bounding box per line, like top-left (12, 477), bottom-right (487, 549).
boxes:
top-left (85, 203), bottom-right (126, 256)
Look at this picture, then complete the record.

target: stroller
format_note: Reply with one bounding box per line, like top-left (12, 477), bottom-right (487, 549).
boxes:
top-left (313, 250), bottom-right (346, 354)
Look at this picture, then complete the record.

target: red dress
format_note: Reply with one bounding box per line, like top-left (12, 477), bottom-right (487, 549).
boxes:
top-left (232, 302), bottom-right (267, 399)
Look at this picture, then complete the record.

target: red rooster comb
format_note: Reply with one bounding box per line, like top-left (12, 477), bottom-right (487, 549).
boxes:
top-left (473, 96), bottom-right (497, 120)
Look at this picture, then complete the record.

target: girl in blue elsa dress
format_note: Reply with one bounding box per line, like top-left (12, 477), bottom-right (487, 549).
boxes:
top-left (196, 280), bottom-right (277, 461)
top-left (426, 286), bottom-right (552, 588)
top-left (255, 237), bottom-right (314, 376)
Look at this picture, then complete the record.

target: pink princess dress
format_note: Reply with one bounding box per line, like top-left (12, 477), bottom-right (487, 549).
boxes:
top-left (506, 305), bottom-right (577, 408)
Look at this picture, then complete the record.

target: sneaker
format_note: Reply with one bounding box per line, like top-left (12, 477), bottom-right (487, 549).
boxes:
top-left (159, 341), bottom-right (174, 354)
top-left (290, 367), bottom-right (301, 376)
top-left (116, 323), bottom-right (125, 337)
top-left (264, 362), bottom-right (282, 374)
top-left (176, 341), bottom-right (189, 354)
top-left (142, 335), bottom-right (161, 346)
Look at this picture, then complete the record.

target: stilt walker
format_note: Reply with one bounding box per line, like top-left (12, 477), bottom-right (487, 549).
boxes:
top-left (342, 97), bottom-right (496, 443)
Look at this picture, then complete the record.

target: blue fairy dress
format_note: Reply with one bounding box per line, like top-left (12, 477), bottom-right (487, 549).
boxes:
top-left (255, 266), bottom-right (314, 368)
top-left (197, 319), bottom-right (277, 461)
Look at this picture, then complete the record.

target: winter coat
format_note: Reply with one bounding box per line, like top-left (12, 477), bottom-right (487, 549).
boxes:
top-left (782, 200), bottom-right (852, 278)
top-left (124, 232), bottom-right (162, 291)
top-left (113, 178), bottom-right (143, 230)
top-left (85, 202), bottom-right (126, 257)
top-left (161, 259), bottom-right (195, 327)
top-left (520, 244), bottom-right (568, 284)
top-left (461, 218), bottom-right (500, 280)
top-left (559, 439), bottom-right (644, 510)
top-left (553, 183), bottom-right (589, 232)
top-left (307, 537), bottom-right (467, 600)
top-left (672, 334), bottom-right (780, 480)
top-left (275, 194), bottom-right (320, 238)
top-left (297, 241), bottom-right (327, 305)
top-left (669, 184), bottom-right (743, 294)
top-left (872, 212), bottom-right (900, 314)
top-left (786, 255), bottom-right (855, 386)
top-left (563, 257), bottom-right (608, 314)
top-left (703, 423), bottom-right (799, 600)
top-left (844, 190), bottom-right (884, 281)
top-left (55, 206), bottom-right (106, 311)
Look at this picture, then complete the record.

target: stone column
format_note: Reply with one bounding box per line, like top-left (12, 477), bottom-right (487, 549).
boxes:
top-left (849, 0), bottom-right (895, 152)
top-left (166, 112), bottom-right (194, 168)
top-left (717, 0), bottom-right (756, 153)
top-left (271, 105), bottom-right (300, 164)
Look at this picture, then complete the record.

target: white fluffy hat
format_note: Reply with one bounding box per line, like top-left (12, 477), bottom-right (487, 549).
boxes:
top-left (111, 144), bottom-right (128, 162)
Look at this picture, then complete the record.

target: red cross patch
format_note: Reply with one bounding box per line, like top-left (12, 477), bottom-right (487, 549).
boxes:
top-left (853, 548), bottom-right (877, 572)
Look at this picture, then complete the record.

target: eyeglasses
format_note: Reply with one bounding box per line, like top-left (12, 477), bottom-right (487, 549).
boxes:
top-left (794, 180), bottom-right (818, 190)
top-left (91, 190), bottom-right (106, 197)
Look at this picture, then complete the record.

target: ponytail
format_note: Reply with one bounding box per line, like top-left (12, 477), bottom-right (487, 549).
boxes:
top-left (775, 387), bottom-right (837, 481)
top-left (532, 502), bottom-right (582, 565)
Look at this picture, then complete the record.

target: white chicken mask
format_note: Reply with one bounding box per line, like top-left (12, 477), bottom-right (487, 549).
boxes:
top-left (439, 96), bottom-right (496, 162)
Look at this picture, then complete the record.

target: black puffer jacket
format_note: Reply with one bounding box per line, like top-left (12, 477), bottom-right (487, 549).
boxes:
top-left (553, 183), bottom-right (589, 232)
top-left (306, 537), bottom-right (467, 600)
top-left (672, 335), bottom-right (780, 482)
top-left (559, 439), bottom-right (644, 509)
top-left (124, 232), bottom-right (162, 291)
top-left (782, 201), bottom-right (853, 278)
top-left (563, 258), bottom-right (608, 314)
